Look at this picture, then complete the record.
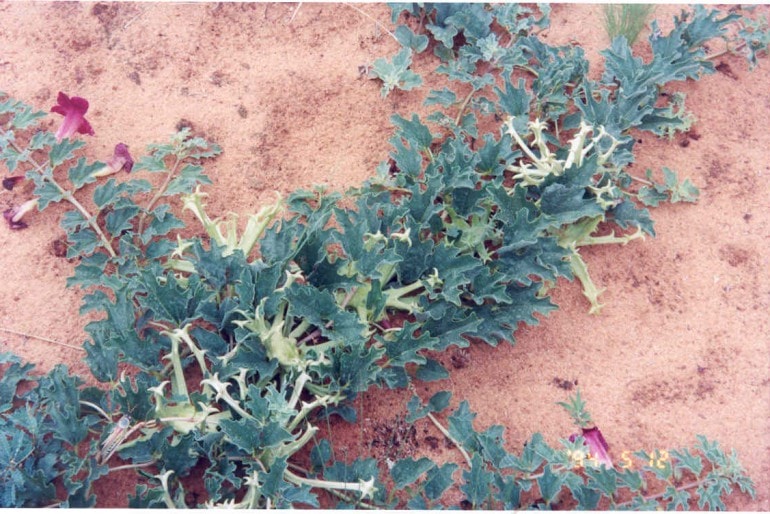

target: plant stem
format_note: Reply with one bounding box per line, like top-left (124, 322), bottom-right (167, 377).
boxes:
top-left (9, 140), bottom-right (117, 258)
top-left (426, 411), bottom-right (473, 468)
top-left (109, 460), bottom-right (157, 472)
top-left (61, 188), bottom-right (117, 258)
top-left (78, 400), bottom-right (112, 421)
top-left (615, 477), bottom-right (709, 509)
top-left (705, 40), bottom-right (747, 61)
top-left (285, 461), bottom-right (377, 508)
top-left (627, 173), bottom-right (654, 186)
top-left (454, 88), bottom-right (476, 127)
top-left (0, 326), bottom-right (85, 352)
top-left (137, 155), bottom-right (181, 234)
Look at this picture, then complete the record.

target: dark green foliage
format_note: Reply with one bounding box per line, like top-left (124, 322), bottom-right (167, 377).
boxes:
top-left (0, 353), bottom-right (104, 507)
top-left (1, 3), bottom-right (767, 508)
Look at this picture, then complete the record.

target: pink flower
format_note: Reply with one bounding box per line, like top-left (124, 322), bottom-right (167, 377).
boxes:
top-left (582, 426), bottom-right (613, 468)
top-left (92, 143), bottom-right (134, 178)
top-left (3, 198), bottom-right (38, 230)
top-left (570, 426), bottom-right (613, 468)
top-left (50, 91), bottom-right (94, 142)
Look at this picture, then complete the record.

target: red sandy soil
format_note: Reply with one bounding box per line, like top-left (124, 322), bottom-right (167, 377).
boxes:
top-left (0, 3), bottom-right (768, 509)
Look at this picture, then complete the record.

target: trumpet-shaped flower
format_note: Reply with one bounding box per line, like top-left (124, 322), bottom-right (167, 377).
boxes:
top-left (571, 426), bottom-right (613, 468)
top-left (2, 176), bottom-right (25, 191)
top-left (92, 143), bottom-right (134, 177)
top-left (50, 91), bottom-right (94, 142)
top-left (3, 198), bottom-right (38, 230)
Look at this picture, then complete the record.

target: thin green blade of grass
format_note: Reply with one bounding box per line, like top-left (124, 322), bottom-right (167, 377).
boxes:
top-left (603, 4), bottom-right (655, 45)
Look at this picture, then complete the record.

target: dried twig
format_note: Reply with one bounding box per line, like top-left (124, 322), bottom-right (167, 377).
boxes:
top-left (288, 2), bottom-right (302, 24)
top-left (346, 4), bottom-right (398, 43)
top-left (0, 326), bottom-right (84, 352)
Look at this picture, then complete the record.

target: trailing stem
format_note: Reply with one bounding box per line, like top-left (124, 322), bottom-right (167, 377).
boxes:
top-left (7, 139), bottom-right (117, 257)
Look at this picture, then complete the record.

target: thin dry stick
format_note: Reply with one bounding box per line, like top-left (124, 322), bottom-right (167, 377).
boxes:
top-left (288, 2), bottom-right (302, 24)
top-left (0, 327), bottom-right (84, 352)
top-left (123, 5), bottom-right (151, 30)
top-left (346, 4), bottom-right (398, 43)
top-left (706, 40), bottom-right (748, 61)
top-left (109, 460), bottom-right (157, 473)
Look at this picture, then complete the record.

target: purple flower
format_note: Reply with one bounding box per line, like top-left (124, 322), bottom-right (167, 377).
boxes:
top-left (2, 176), bottom-right (25, 191)
top-left (3, 198), bottom-right (38, 230)
top-left (93, 143), bottom-right (134, 178)
top-left (50, 91), bottom-right (94, 142)
top-left (581, 427), bottom-right (613, 468)
top-left (571, 426), bottom-right (613, 468)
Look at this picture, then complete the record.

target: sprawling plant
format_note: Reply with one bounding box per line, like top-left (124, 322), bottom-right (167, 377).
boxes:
top-left (0, 3), bottom-right (766, 508)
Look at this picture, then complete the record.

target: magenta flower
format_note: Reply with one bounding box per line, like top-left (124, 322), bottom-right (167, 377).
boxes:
top-left (93, 143), bottom-right (135, 178)
top-left (570, 426), bottom-right (613, 468)
top-left (2, 176), bottom-right (25, 191)
top-left (582, 426), bottom-right (613, 468)
top-left (3, 198), bottom-right (38, 230)
top-left (50, 91), bottom-right (94, 142)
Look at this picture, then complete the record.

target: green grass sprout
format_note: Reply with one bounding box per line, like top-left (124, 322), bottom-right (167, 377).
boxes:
top-left (603, 4), bottom-right (655, 45)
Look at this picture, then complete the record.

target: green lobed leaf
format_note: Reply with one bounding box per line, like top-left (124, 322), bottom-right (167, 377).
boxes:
top-left (391, 113), bottom-right (434, 151)
top-left (0, 136), bottom-right (25, 173)
top-left (105, 205), bottom-right (140, 237)
top-left (9, 105), bottom-right (47, 130)
top-left (309, 438), bottom-right (333, 472)
top-left (28, 131), bottom-right (56, 150)
top-left (425, 87), bottom-right (458, 108)
top-left (370, 47), bottom-right (423, 97)
top-left (133, 154), bottom-right (168, 172)
top-left (447, 400), bottom-right (477, 448)
top-left (219, 418), bottom-right (294, 455)
top-left (671, 447), bottom-right (704, 476)
top-left (424, 463), bottom-right (459, 501)
top-left (611, 199), bottom-right (656, 236)
top-left (394, 25), bottom-right (429, 53)
top-left (414, 358), bottom-right (449, 382)
top-left (584, 465), bottom-right (617, 497)
top-left (163, 163), bottom-right (213, 196)
top-left (426, 22), bottom-right (459, 49)
top-left (406, 390), bottom-right (452, 423)
top-left (537, 464), bottom-right (565, 506)
top-left (570, 483), bottom-right (602, 510)
top-left (663, 485), bottom-right (691, 510)
top-left (28, 171), bottom-right (64, 210)
top-left (134, 269), bottom-right (203, 325)
top-left (380, 322), bottom-right (440, 368)
top-left (66, 226), bottom-right (104, 257)
top-left (92, 177), bottom-right (153, 209)
top-left (66, 158), bottom-right (102, 189)
top-left (390, 457), bottom-right (435, 489)
top-left (461, 453), bottom-right (493, 508)
top-left (443, 3), bottom-right (494, 42)
top-left (49, 139), bottom-right (85, 167)
top-left (139, 204), bottom-right (185, 244)
top-left (493, 473), bottom-right (522, 509)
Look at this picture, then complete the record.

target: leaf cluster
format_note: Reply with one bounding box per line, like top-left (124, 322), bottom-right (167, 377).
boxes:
top-left (0, 353), bottom-right (105, 507)
top-left (362, 392), bottom-right (756, 510)
top-left (0, 3), bottom-right (766, 509)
